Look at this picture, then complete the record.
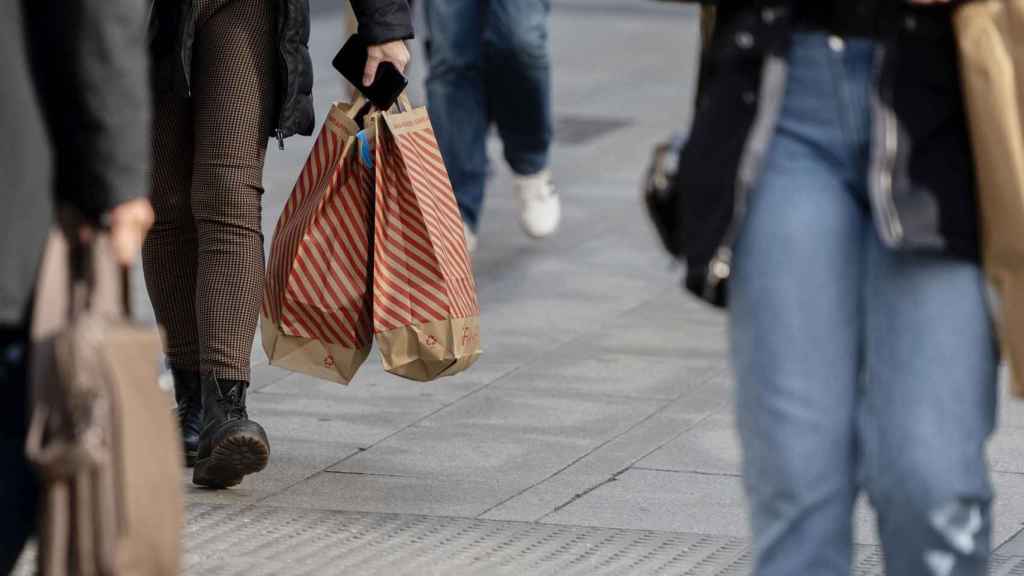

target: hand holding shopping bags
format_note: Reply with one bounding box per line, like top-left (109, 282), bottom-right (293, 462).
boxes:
top-left (263, 95), bottom-right (480, 383)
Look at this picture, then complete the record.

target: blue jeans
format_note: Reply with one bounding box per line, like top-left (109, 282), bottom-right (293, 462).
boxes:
top-left (0, 324), bottom-right (36, 573)
top-left (729, 34), bottom-right (999, 576)
top-left (423, 0), bottom-right (553, 230)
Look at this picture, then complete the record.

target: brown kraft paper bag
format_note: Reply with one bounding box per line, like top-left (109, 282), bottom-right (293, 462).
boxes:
top-left (955, 0), bottom-right (1024, 395)
top-left (261, 102), bottom-right (374, 384)
top-left (368, 97), bottom-right (482, 381)
top-left (28, 231), bottom-right (182, 576)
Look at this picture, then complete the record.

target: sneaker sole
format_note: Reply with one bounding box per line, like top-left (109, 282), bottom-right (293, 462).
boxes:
top-left (193, 431), bottom-right (269, 489)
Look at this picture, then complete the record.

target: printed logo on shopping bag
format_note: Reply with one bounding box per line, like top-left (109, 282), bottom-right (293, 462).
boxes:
top-left (324, 354), bottom-right (336, 369)
top-left (425, 335), bottom-right (439, 348)
top-left (461, 325), bottom-right (477, 348)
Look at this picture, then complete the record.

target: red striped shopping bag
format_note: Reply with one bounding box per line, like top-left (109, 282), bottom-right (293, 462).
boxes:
top-left (369, 97), bottom-right (482, 381)
top-left (261, 102), bottom-right (374, 384)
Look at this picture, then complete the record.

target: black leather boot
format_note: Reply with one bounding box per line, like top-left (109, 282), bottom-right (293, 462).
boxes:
top-left (192, 375), bottom-right (270, 489)
top-left (172, 370), bottom-right (203, 467)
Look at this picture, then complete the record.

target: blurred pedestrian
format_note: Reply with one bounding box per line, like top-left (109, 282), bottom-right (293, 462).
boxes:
top-left (146, 0), bottom-right (413, 489)
top-left (676, 1), bottom-right (997, 574)
top-left (423, 0), bottom-right (559, 252)
top-left (0, 0), bottom-right (153, 570)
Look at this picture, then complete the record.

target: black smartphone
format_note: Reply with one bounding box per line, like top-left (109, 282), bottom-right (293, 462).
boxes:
top-left (332, 34), bottom-right (408, 109)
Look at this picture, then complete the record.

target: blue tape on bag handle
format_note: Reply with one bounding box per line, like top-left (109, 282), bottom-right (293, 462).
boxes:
top-left (356, 130), bottom-right (373, 169)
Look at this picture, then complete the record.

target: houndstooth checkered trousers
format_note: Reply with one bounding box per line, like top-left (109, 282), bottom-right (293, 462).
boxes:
top-left (143, 0), bottom-right (276, 382)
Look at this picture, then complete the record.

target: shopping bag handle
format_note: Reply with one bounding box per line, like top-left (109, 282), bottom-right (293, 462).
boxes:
top-left (395, 92), bottom-right (413, 113)
top-left (56, 208), bottom-right (133, 321)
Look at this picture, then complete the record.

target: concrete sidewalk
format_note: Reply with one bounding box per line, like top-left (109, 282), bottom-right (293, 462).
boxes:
top-left (32, 1), bottom-right (1024, 574)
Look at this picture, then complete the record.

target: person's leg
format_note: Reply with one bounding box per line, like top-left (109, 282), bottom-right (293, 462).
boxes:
top-left (0, 323), bottom-right (35, 572)
top-left (143, 92), bottom-right (205, 465)
top-left (423, 0), bottom-right (487, 231)
top-left (861, 240), bottom-right (998, 576)
top-left (730, 34), bottom-right (871, 576)
top-left (191, 0), bottom-right (274, 384)
top-left (483, 0), bottom-right (558, 238)
top-left (143, 93), bottom-right (200, 374)
top-left (189, 0), bottom-right (274, 488)
top-left (482, 0), bottom-right (552, 177)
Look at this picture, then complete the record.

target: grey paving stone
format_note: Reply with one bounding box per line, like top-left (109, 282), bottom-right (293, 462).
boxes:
top-left (493, 345), bottom-right (722, 400)
top-left (414, 386), bottom-right (665, 442)
top-left (997, 368), bottom-right (1024, 429)
top-left (474, 331), bottom-right (569, 368)
top-left (541, 468), bottom-right (883, 547)
top-left (327, 421), bottom-right (586, 477)
top-left (263, 471), bottom-right (513, 517)
top-left (481, 380), bottom-right (731, 522)
top-left (995, 472), bottom-right (1024, 549)
top-left (541, 468), bottom-right (749, 536)
top-left (246, 390), bottom-right (446, 447)
top-left (990, 427), bottom-right (1024, 475)
top-left (636, 412), bottom-right (741, 476)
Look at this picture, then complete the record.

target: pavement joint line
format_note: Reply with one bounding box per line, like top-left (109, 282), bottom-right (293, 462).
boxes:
top-left (548, 475), bottom-right (621, 517)
top-left (996, 525), bottom-right (1024, 552)
top-left (324, 470), bottom-right (419, 479)
top-left (630, 467), bottom-right (743, 479)
top-left (524, 402), bottom-right (726, 523)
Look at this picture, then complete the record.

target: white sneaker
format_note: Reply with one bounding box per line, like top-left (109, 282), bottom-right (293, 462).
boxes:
top-left (515, 170), bottom-right (560, 238)
top-left (463, 221), bottom-right (478, 254)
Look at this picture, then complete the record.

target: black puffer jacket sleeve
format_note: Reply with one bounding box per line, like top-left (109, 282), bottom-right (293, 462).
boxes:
top-left (349, 0), bottom-right (415, 44)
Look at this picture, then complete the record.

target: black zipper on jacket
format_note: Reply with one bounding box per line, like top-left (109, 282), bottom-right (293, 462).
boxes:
top-left (275, 0), bottom-right (288, 149)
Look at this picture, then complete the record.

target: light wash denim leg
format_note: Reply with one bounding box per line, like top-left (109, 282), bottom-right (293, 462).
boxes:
top-left (423, 0), bottom-right (552, 231)
top-left (728, 33), bottom-right (998, 576)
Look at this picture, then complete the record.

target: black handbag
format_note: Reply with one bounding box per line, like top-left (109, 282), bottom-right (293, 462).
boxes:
top-left (642, 132), bottom-right (688, 257)
top-left (642, 6), bottom-right (716, 259)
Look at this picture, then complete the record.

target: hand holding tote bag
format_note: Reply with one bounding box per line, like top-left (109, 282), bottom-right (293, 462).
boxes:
top-left (262, 101), bottom-right (374, 384)
top-left (955, 0), bottom-right (1024, 395)
top-left (27, 227), bottom-right (182, 576)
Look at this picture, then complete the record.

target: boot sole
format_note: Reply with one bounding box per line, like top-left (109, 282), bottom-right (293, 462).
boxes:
top-left (193, 431), bottom-right (269, 489)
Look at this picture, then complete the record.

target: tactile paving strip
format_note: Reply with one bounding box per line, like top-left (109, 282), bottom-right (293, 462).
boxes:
top-left (14, 504), bottom-right (1024, 575)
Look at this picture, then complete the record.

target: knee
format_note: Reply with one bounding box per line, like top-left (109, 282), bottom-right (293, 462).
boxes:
top-left (485, 19), bottom-right (549, 67)
top-left (742, 431), bottom-right (852, 521)
top-left (428, 44), bottom-right (481, 78)
top-left (867, 459), bottom-right (992, 559)
top-left (190, 166), bottom-right (263, 231)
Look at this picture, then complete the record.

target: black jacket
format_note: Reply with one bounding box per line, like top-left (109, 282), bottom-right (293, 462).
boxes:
top-left (151, 0), bottom-right (414, 142)
top-left (676, 1), bottom-right (977, 307)
top-left (0, 0), bottom-right (150, 324)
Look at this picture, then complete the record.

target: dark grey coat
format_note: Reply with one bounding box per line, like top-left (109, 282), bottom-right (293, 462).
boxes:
top-left (0, 0), bottom-right (151, 325)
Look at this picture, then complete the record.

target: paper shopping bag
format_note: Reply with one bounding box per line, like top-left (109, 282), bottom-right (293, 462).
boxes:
top-left (261, 102), bottom-right (374, 384)
top-left (368, 98), bottom-right (482, 381)
top-left (29, 230), bottom-right (182, 576)
top-left (955, 0), bottom-right (1024, 395)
